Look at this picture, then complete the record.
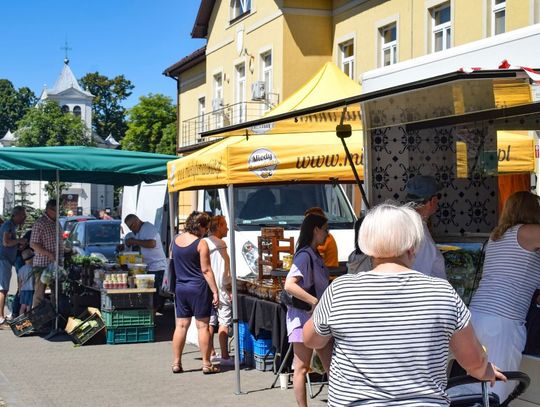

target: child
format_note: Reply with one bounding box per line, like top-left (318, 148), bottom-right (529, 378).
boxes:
top-left (17, 248), bottom-right (34, 314)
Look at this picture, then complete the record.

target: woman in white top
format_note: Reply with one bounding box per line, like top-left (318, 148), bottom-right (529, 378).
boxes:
top-left (303, 203), bottom-right (504, 406)
top-left (467, 191), bottom-right (540, 401)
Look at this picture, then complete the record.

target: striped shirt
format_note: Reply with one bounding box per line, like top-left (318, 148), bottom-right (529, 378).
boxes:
top-left (469, 225), bottom-right (540, 322)
top-left (313, 270), bottom-right (470, 406)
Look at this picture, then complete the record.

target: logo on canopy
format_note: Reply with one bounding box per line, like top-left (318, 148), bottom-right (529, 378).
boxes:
top-left (248, 148), bottom-right (279, 179)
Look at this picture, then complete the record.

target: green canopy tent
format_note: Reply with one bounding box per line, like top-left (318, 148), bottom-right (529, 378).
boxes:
top-left (0, 146), bottom-right (177, 334)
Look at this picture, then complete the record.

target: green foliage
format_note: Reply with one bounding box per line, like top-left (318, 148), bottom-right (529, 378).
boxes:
top-left (43, 181), bottom-right (72, 203)
top-left (0, 79), bottom-right (37, 135)
top-left (156, 122), bottom-right (177, 155)
top-left (79, 72), bottom-right (134, 141)
top-left (13, 180), bottom-right (35, 208)
top-left (16, 100), bottom-right (92, 147)
top-left (121, 93), bottom-right (176, 153)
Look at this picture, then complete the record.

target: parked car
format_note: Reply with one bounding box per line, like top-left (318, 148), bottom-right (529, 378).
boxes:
top-left (59, 215), bottom-right (96, 239)
top-left (65, 220), bottom-right (121, 261)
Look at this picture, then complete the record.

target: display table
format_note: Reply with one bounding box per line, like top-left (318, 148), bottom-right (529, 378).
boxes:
top-left (237, 293), bottom-right (289, 366)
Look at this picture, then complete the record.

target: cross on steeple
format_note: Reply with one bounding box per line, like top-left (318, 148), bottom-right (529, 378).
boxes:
top-left (61, 40), bottom-right (72, 65)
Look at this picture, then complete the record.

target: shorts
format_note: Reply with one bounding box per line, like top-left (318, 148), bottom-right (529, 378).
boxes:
top-left (175, 284), bottom-right (212, 319)
top-left (0, 259), bottom-right (13, 291)
top-left (209, 300), bottom-right (232, 327)
top-left (288, 326), bottom-right (304, 343)
top-left (20, 290), bottom-right (34, 306)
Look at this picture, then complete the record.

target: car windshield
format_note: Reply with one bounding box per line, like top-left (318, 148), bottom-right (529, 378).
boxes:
top-left (86, 223), bottom-right (121, 245)
top-left (232, 184), bottom-right (355, 231)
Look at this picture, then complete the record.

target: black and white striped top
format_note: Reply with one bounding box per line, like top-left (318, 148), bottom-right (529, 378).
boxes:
top-left (313, 270), bottom-right (470, 406)
top-left (469, 225), bottom-right (540, 322)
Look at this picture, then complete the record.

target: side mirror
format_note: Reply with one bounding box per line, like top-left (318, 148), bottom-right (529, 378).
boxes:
top-left (72, 240), bottom-right (81, 247)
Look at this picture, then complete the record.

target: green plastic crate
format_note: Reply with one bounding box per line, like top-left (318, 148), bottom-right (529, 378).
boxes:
top-left (101, 309), bottom-right (154, 328)
top-left (106, 326), bottom-right (154, 345)
top-left (69, 311), bottom-right (106, 346)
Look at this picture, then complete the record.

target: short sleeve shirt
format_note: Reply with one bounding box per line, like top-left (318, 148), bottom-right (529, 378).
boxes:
top-left (312, 270), bottom-right (470, 406)
top-left (317, 233), bottom-right (339, 268)
top-left (412, 222), bottom-right (447, 280)
top-left (30, 214), bottom-right (64, 267)
top-left (0, 220), bottom-right (18, 264)
top-left (285, 246), bottom-right (329, 335)
top-left (18, 264), bottom-right (34, 290)
top-left (136, 222), bottom-right (167, 271)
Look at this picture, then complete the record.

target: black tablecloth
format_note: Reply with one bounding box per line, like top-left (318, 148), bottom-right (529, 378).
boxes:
top-left (237, 293), bottom-right (289, 360)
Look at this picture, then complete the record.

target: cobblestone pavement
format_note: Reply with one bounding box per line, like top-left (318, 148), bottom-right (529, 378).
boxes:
top-left (0, 306), bottom-right (327, 407)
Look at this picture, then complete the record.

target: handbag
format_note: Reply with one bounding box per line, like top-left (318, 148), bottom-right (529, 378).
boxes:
top-left (280, 249), bottom-right (316, 311)
top-left (161, 258), bottom-right (176, 295)
top-left (161, 234), bottom-right (179, 295)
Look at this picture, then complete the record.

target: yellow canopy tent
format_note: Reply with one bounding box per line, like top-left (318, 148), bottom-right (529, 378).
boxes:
top-left (167, 131), bottom-right (363, 192)
top-left (248, 61), bottom-right (362, 135)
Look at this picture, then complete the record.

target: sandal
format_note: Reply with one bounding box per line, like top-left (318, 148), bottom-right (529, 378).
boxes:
top-left (171, 363), bottom-right (183, 374)
top-left (202, 363), bottom-right (220, 375)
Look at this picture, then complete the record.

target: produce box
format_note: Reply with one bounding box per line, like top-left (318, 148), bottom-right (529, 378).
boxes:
top-left (106, 325), bottom-right (154, 345)
top-left (66, 307), bottom-right (105, 346)
top-left (101, 309), bottom-right (154, 328)
top-left (8, 300), bottom-right (56, 337)
top-left (100, 289), bottom-right (154, 311)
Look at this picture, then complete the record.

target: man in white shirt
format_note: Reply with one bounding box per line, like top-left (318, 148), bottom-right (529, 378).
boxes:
top-left (406, 175), bottom-right (447, 280)
top-left (124, 214), bottom-right (167, 310)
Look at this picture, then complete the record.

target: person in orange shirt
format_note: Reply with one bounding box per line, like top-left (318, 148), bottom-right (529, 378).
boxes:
top-left (304, 207), bottom-right (338, 267)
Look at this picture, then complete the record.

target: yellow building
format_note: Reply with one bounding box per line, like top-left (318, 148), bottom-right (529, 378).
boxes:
top-left (165, 0), bottom-right (537, 151)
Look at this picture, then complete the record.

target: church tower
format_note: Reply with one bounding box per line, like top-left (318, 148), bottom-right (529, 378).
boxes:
top-left (40, 57), bottom-right (94, 136)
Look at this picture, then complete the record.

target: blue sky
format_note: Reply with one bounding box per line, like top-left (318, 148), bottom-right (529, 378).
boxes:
top-left (0, 1), bottom-right (206, 107)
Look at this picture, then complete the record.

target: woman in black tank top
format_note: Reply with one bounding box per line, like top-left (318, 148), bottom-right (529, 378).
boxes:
top-left (171, 211), bottom-right (220, 374)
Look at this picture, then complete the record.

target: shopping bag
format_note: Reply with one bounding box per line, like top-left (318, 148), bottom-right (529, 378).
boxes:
top-left (161, 258), bottom-right (176, 296)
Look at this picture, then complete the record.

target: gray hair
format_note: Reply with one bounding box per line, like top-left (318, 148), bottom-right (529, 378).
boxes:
top-left (359, 202), bottom-right (424, 258)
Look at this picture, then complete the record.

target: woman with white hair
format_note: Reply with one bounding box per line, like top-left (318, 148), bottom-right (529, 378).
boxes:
top-left (303, 203), bottom-right (505, 406)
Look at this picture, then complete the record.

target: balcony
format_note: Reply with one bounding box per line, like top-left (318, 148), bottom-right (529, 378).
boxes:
top-left (181, 97), bottom-right (278, 148)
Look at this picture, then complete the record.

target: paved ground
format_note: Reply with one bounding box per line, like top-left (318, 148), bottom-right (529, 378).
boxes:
top-left (0, 274), bottom-right (328, 406)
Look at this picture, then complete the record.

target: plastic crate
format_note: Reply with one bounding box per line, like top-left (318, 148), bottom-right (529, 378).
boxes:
top-left (254, 354), bottom-right (274, 372)
top-left (8, 300), bottom-right (56, 337)
top-left (101, 291), bottom-right (153, 311)
top-left (253, 337), bottom-right (274, 357)
top-left (238, 322), bottom-right (253, 353)
top-left (68, 310), bottom-right (106, 346)
top-left (106, 326), bottom-right (155, 344)
top-left (101, 309), bottom-right (153, 328)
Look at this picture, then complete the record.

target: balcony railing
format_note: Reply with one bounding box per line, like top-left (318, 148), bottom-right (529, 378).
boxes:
top-left (181, 97), bottom-right (278, 148)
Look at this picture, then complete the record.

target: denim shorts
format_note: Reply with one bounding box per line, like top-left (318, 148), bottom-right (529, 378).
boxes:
top-left (0, 259), bottom-right (13, 291)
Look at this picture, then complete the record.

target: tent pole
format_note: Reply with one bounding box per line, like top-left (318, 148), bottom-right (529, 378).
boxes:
top-left (168, 192), bottom-right (176, 244)
top-left (46, 170), bottom-right (61, 339)
top-left (228, 184), bottom-right (243, 395)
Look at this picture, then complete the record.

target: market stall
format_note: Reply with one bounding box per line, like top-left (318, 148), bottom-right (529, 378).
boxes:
top-left (0, 146), bottom-right (176, 339)
top-left (167, 63), bottom-right (367, 393)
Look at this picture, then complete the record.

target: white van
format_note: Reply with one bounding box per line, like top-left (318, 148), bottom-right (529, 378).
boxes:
top-left (198, 183), bottom-right (357, 277)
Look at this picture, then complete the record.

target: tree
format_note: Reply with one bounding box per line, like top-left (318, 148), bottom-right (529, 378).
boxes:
top-left (122, 94), bottom-right (176, 154)
top-left (16, 100), bottom-right (92, 147)
top-left (79, 72), bottom-right (134, 141)
top-left (0, 79), bottom-right (37, 136)
top-left (13, 180), bottom-right (35, 208)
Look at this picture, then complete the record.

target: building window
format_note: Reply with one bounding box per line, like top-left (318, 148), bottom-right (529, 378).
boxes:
top-left (261, 51), bottom-right (272, 111)
top-left (235, 63), bottom-right (246, 124)
top-left (492, 0), bottom-right (506, 35)
top-left (431, 3), bottom-right (451, 52)
top-left (380, 24), bottom-right (397, 67)
top-left (230, 0), bottom-right (251, 22)
top-left (213, 73), bottom-right (223, 128)
top-left (61, 105), bottom-right (69, 113)
top-left (198, 97), bottom-right (206, 136)
top-left (73, 105), bottom-right (81, 118)
top-left (339, 40), bottom-right (354, 80)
